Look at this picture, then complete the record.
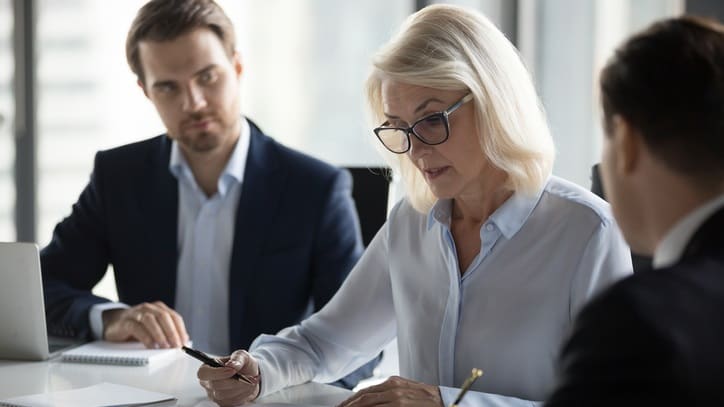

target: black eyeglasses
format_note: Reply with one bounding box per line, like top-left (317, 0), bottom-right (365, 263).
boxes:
top-left (374, 93), bottom-right (473, 154)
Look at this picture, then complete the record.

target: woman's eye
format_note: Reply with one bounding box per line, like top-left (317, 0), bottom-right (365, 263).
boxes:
top-left (423, 115), bottom-right (444, 127)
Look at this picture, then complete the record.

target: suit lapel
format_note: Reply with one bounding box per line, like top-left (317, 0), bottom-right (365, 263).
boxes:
top-left (144, 136), bottom-right (179, 305)
top-left (228, 121), bottom-right (285, 348)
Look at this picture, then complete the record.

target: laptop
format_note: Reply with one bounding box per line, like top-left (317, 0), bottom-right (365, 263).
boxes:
top-left (0, 242), bottom-right (81, 360)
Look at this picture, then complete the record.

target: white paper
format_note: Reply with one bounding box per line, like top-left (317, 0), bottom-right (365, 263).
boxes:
top-left (0, 382), bottom-right (176, 407)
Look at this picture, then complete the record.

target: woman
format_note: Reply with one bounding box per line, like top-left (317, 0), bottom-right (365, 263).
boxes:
top-left (198, 5), bottom-right (632, 406)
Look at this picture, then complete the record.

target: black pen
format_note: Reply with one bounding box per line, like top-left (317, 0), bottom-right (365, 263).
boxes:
top-left (182, 346), bottom-right (259, 385)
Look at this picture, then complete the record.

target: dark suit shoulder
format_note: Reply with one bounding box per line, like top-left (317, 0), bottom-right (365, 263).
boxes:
top-left (96, 135), bottom-right (167, 158)
top-left (549, 261), bottom-right (724, 406)
top-left (266, 137), bottom-right (343, 180)
top-left (95, 135), bottom-right (169, 169)
top-left (248, 128), bottom-right (347, 200)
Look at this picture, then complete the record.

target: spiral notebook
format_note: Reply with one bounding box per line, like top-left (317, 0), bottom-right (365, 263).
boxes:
top-left (61, 341), bottom-right (180, 366)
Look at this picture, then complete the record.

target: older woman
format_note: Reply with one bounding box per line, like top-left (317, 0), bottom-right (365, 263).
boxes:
top-left (198, 4), bottom-right (632, 406)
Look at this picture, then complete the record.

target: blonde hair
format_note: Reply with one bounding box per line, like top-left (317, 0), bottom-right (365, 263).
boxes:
top-left (365, 4), bottom-right (555, 213)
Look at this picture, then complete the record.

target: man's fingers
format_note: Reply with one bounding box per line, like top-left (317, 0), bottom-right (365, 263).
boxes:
top-left (102, 302), bottom-right (189, 349)
top-left (169, 310), bottom-right (189, 344)
top-left (146, 302), bottom-right (188, 346)
top-left (135, 312), bottom-right (170, 348)
top-left (104, 316), bottom-right (154, 347)
top-left (155, 311), bottom-right (183, 348)
top-left (128, 319), bottom-right (156, 348)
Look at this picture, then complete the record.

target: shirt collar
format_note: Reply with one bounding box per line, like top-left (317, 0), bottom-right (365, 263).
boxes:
top-left (169, 117), bottom-right (251, 196)
top-left (654, 193), bottom-right (724, 269)
top-left (426, 182), bottom-right (545, 239)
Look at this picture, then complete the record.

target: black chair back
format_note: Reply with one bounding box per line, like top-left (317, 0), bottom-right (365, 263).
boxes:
top-left (346, 167), bottom-right (391, 247)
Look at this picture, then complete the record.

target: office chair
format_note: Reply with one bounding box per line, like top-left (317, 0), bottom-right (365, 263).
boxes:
top-left (591, 164), bottom-right (652, 273)
top-left (346, 167), bottom-right (391, 247)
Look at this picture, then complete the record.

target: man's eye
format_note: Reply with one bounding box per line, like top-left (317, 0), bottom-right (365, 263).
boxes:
top-left (156, 84), bottom-right (177, 94)
top-left (200, 71), bottom-right (217, 84)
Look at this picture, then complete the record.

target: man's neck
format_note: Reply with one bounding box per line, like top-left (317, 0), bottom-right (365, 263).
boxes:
top-left (645, 171), bottom-right (724, 266)
top-left (653, 190), bottom-right (724, 268)
top-left (184, 140), bottom-right (237, 197)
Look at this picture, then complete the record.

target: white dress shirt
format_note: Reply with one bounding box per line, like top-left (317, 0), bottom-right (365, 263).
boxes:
top-left (654, 193), bottom-right (724, 269)
top-left (249, 176), bottom-right (633, 406)
top-left (90, 119), bottom-right (250, 357)
top-left (170, 119), bottom-right (250, 355)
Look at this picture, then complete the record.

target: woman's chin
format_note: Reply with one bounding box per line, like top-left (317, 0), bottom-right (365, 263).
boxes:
top-left (426, 184), bottom-right (455, 201)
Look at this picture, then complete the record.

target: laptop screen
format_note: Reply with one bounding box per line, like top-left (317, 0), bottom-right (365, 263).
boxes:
top-left (0, 242), bottom-right (53, 360)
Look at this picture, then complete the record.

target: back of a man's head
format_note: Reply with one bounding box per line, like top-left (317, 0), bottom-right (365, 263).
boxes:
top-left (126, 0), bottom-right (236, 85)
top-left (600, 16), bottom-right (724, 186)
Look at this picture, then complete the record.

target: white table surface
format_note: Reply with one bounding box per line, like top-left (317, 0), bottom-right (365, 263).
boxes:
top-left (0, 352), bottom-right (352, 406)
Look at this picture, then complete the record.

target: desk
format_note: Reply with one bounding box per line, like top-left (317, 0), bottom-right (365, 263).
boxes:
top-left (0, 354), bottom-right (352, 406)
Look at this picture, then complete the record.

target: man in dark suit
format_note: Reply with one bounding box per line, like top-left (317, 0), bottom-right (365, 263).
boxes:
top-left (41, 0), bottom-right (374, 388)
top-left (546, 16), bottom-right (724, 405)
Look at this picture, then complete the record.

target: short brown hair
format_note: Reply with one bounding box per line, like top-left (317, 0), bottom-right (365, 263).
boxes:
top-left (126, 0), bottom-right (236, 84)
top-left (600, 16), bottom-right (724, 181)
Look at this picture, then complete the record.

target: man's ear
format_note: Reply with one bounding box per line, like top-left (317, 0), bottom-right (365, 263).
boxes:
top-left (233, 51), bottom-right (243, 78)
top-left (611, 114), bottom-right (641, 175)
top-left (138, 79), bottom-right (149, 98)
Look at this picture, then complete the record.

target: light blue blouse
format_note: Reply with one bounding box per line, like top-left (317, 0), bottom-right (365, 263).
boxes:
top-left (250, 176), bottom-right (633, 406)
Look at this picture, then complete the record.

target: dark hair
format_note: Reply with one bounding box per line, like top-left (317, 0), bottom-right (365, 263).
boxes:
top-left (600, 16), bottom-right (724, 181)
top-left (126, 0), bottom-right (236, 84)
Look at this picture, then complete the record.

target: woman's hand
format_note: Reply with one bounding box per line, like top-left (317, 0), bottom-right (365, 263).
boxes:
top-left (337, 376), bottom-right (444, 407)
top-left (197, 349), bottom-right (261, 407)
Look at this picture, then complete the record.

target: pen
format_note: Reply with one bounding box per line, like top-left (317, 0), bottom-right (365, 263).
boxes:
top-left (450, 368), bottom-right (483, 407)
top-left (181, 346), bottom-right (259, 385)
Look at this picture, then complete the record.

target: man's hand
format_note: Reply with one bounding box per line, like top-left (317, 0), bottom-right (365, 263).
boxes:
top-left (198, 349), bottom-right (261, 406)
top-left (103, 301), bottom-right (188, 348)
top-left (337, 376), bottom-right (444, 407)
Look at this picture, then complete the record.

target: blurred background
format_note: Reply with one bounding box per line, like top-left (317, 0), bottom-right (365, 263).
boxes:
top-left (1, 0), bottom-right (723, 383)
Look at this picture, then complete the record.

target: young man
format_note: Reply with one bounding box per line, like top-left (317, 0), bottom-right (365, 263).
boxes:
top-left (41, 0), bottom-right (374, 388)
top-left (547, 16), bottom-right (724, 405)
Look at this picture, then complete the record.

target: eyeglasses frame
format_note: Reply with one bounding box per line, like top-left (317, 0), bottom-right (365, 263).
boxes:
top-left (373, 93), bottom-right (474, 154)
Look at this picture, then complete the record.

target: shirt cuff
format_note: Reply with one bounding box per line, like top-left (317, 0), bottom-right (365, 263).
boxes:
top-left (89, 302), bottom-right (129, 339)
top-left (440, 386), bottom-right (460, 406)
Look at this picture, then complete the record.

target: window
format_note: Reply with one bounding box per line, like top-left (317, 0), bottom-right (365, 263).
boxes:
top-left (0, 0), bottom-right (13, 241)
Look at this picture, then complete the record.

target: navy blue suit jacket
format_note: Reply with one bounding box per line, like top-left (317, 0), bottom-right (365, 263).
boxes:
top-left (41, 121), bottom-right (364, 353)
top-left (546, 207), bottom-right (724, 406)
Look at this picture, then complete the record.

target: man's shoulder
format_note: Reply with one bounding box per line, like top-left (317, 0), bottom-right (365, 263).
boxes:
top-left (554, 257), bottom-right (724, 405)
top-left (95, 135), bottom-right (169, 163)
top-left (251, 128), bottom-right (342, 181)
top-left (579, 258), bottom-right (724, 341)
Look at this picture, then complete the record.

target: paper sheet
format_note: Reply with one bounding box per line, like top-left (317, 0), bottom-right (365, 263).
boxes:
top-left (0, 382), bottom-right (176, 407)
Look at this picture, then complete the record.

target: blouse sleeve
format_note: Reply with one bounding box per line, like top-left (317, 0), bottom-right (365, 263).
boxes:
top-left (569, 216), bottom-right (633, 319)
top-left (250, 219), bottom-right (397, 397)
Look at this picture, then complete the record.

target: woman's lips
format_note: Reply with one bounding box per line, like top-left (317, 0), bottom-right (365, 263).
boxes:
top-left (423, 166), bottom-right (449, 180)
